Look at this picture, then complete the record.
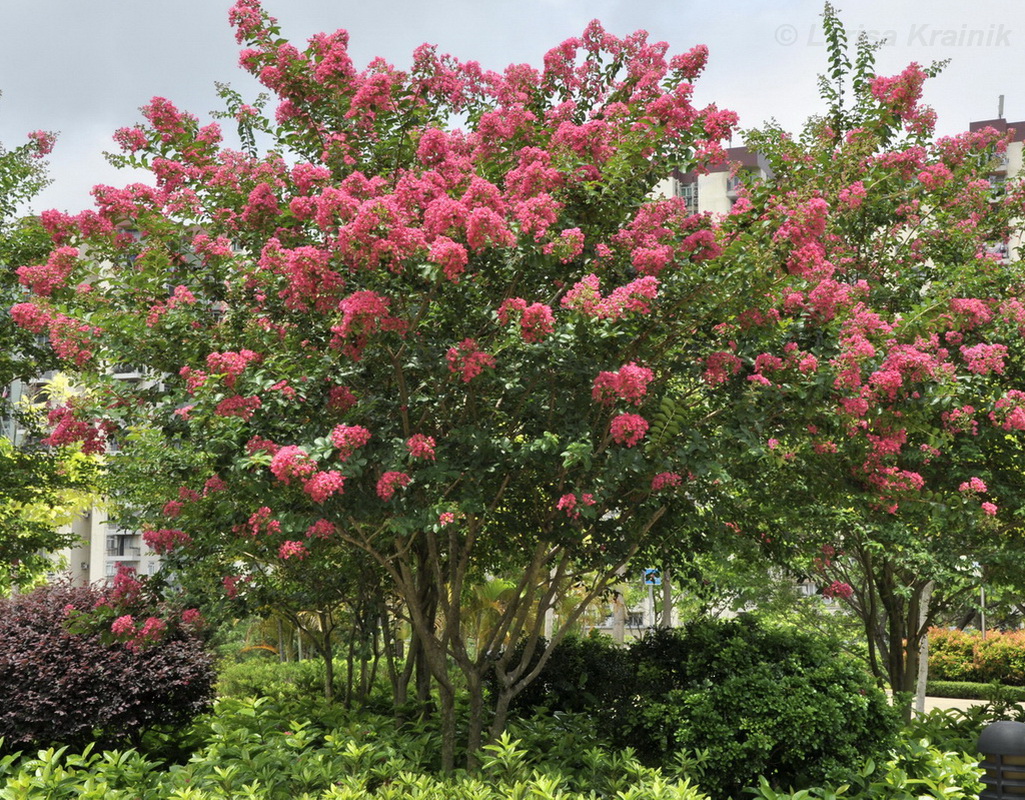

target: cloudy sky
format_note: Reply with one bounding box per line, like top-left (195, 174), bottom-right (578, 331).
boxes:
top-left (1, 0), bottom-right (1021, 214)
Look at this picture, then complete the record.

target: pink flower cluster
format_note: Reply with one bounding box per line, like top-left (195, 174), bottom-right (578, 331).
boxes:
top-left (303, 470), bottom-right (345, 502)
top-left (206, 349), bottom-right (262, 387)
top-left (42, 405), bottom-right (108, 455)
top-left (270, 445), bottom-right (316, 483)
top-left (407, 434), bottom-right (436, 460)
top-left (330, 290), bottom-right (407, 359)
top-left (592, 363), bottom-right (654, 406)
top-left (822, 581), bottom-right (854, 601)
top-left (496, 298), bottom-right (556, 343)
top-left (279, 540), bottom-right (309, 560)
top-left (377, 471), bottom-right (411, 501)
top-left (331, 424), bottom-right (371, 460)
top-left (556, 492), bottom-right (596, 519)
top-left (306, 519), bottom-right (337, 538)
top-left (960, 343), bottom-right (1008, 375)
top-left (236, 506), bottom-right (281, 537)
top-left (958, 477), bottom-right (987, 494)
top-left (446, 338), bottom-right (495, 382)
top-left (990, 391), bottom-right (1025, 431)
top-left (142, 527), bottom-right (192, 555)
top-left (328, 384), bottom-right (358, 412)
top-left (16, 246), bottom-right (78, 296)
top-left (651, 472), bottom-right (683, 491)
top-left (215, 395), bottom-right (262, 420)
top-left (610, 413), bottom-right (649, 447)
top-left (561, 274), bottom-right (659, 320)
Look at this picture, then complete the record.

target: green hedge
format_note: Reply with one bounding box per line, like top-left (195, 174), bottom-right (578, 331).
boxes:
top-left (926, 680), bottom-right (1025, 701)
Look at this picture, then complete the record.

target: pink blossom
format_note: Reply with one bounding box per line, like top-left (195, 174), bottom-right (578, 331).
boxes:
top-left (651, 472), bottom-right (683, 491)
top-left (610, 413), bottom-right (649, 447)
top-left (279, 540), bottom-right (309, 560)
top-left (214, 395), bottom-right (262, 419)
top-left (27, 129), bottom-right (55, 157)
top-left (111, 615), bottom-right (136, 637)
top-left (822, 581), bottom-right (854, 601)
top-left (446, 339), bottom-right (495, 382)
top-left (703, 351), bottom-right (742, 386)
top-left (138, 617), bottom-right (167, 643)
top-left (543, 227), bottom-right (585, 263)
top-left (960, 343), bottom-right (1008, 375)
top-left (407, 434), bottom-right (436, 460)
top-left (306, 519), bottom-right (337, 538)
top-left (203, 474), bottom-right (227, 495)
top-left (377, 471), bottom-right (411, 501)
top-left (328, 384), bottom-right (358, 412)
top-left (592, 363), bottom-right (654, 406)
top-left (331, 424), bottom-right (371, 460)
top-left (958, 477), bottom-right (988, 494)
top-left (142, 527), bottom-right (192, 554)
top-left (439, 511), bottom-right (456, 526)
top-left (982, 502), bottom-right (998, 516)
top-left (303, 470), bottom-right (345, 503)
top-left (269, 445), bottom-right (316, 484)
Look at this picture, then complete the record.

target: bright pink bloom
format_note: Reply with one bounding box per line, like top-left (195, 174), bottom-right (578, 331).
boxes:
top-left (822, 581), bottom-right (854, 601)
top-left (138, 617), bottom-right (167, 643)
top-left (306, 519), bottom-right (337, 538)
top-left (610, 413), bottom-right (649, 447)
top-left (651, 472), bottom-right (683, 491)
top-left (279, 540), bottom-right (309, 560)
top-left (143, 527), bottom-right (192, 555)
top-left (982, 502), bottom-right (998, 516)
top-left (270, 445), bottom-right (316, 484)
top-left (407, 434), bottom-right (436, 460)
top-left (331, 424), bottom-right (371, 460)
top-left (958, 477), bottom-right (987, 494)
top-left (439, 511), bottom-right (456, 526)
top-left (592, 363), bottom-right (654, 406)
top-left (303, 470), bottom-right (345, 503)
top-left (377, 471), bottom-right (411, 501)
top-left (111, 615), bottom-right (136, 637)
top-left (214, 395), bottom-right (261, 419)
top-left (446, 339), bottom-right (495, 382)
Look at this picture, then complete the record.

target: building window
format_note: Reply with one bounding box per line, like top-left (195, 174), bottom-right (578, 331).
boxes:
top-left (674, 179), bottom-right (699, 214)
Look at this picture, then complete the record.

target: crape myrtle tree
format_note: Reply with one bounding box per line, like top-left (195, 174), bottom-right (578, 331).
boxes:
top-left (702, 12), bottom-right (1025, 709)
top-left (9, 1), bottom-right (756, 768)
top-left (0, 126), bottom-right (99, 590)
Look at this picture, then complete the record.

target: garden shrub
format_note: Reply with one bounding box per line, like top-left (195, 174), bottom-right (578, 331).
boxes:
top-left (0, 581), bottom-right (215, 752)
top-left (928, 627), bottom-right (1025, 685)
top-left (927, 628), bottom-right (979, 682)
top-left (501, 633), bottom-right (633, 714)
top-left (218, 657), bottom-right (342, 700)
top-left (509, 616), bottom-right (901, 799)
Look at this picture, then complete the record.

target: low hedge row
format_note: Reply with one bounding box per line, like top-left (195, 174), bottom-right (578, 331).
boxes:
top-left (926, 680), bottom-right (1025, 701)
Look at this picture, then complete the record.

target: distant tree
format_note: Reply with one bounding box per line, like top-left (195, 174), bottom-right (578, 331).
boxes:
top-left (0, 126), bottom-right (98, 590)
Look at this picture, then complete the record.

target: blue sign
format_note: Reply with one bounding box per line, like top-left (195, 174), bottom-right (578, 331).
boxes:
top-left (643, 568), bottom-right (662, 586)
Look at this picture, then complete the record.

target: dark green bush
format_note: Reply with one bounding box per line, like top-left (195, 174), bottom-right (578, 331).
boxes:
top-left (510, 616), bottom-right (901, 799)
top-left (502, 633), bottom-right (632, 714)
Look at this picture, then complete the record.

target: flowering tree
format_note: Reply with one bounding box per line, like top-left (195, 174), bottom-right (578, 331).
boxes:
top-left (701, 13), bottom-right (1025, 707)
top-left (10, 2), bottom-right (750, 767)
top-left (0, 127), bottom-right (99, 590)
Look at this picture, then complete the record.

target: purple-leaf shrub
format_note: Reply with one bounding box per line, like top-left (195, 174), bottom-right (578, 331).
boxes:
top-left (0, 581), bottom-right (214, 751)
